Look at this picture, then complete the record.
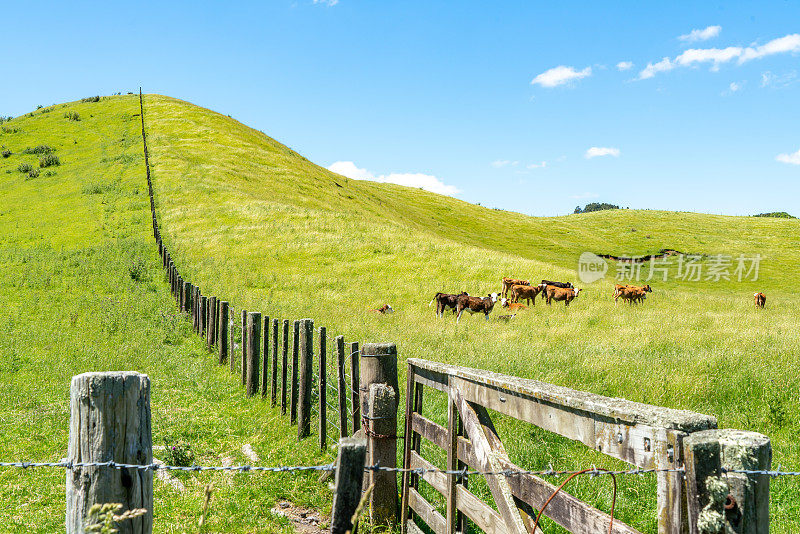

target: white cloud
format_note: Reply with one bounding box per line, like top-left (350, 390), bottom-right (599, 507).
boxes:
top-left (491, 160), bottom-right (518, 168)
top-left (616, 61), bottom-right (634, 71)
top-left (531, 65), bottom-right (592, 88)
top-left (679, 25), bottom-right (721, 43)
top-left (729, 82), bottom-right (740, 92)
top-left (312, 0), bottom-right (339, 5)
top-left (776, 148), bottom-right (800, 165)
top-left (639, 33), bottom-right (800, 79)
top-left (526, 161), bottom-right (547, 169)
top-left (585, 147), bottom-right (620, 159)
top-left (328, 161), bottom-right (460, 196)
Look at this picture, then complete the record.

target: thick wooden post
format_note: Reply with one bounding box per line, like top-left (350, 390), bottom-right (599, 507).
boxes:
top-left (365, 383), bottom-right (399, 526)
top-left (66, 372), bottom-right (152, 534)
top-left (684, 432), bottom-right (724, 534)
top-left (183, 281), bottom-right (191, 314)
top-left (290, 320), bottom-right (300, 424)
top-left (360, 343), bottom-right (399, 413)
top-left (229, 305), bottom-right (236, 373)
top-left (200, 296), bottom-right (208, 337)
top-left (241, 309), bottom-right (248, 386)
top-left (330, 437), bottom-right (367, 534)
top-left (336, 336), bottom-right (348, 437)
top-left (298, 319), bottom-right (314, 439)
top-left (246, 312), bottom-right (261, 397)
top-left (192, 288), bottom-right (199, 332)
top-left (281, 319), bottom-right (289, 415)
top-left (217, 301), bottom-right (229, 365)
top-left (206, 297), bottom-right (217, 349)
top-left (719, 430), bottom-right (771, 534)
top-left (350, 342), bottom-right (360, 435)
top-left (261, 316), bottom-right (270, 398)
top-left (271, 318), bottom-right (279, 406)
top-left (318, 327), bottom-right (327, 451)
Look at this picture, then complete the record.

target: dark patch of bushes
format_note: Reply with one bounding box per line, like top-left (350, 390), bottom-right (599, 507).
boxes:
top-left (22, 145), bottom-right (55, 155)
top-left (17, 162), bottom-right (33, 173)
top-left (2, 126), bottom-right (20, 133)
top-left (80, 96), bottom-right (101, 103)
top-left (36, 105), bottom-right (43, 110)
top-left (574, 202), bottom-right (620, 214)
top-left (128, 258), bottom-right (147, 282)
top-left (39, 154), bottom-right (60, 168)
top-left (64, 111), bottom-right (81, 121)
top-left (82, 182), bottom-right (117, 195)
top-left (26, 168), bottom-right (40, 179)
top-left (753, 212), bottom-right (796, 219)
top-left (1, 149), bottom-right (11, 158)
top-left (44, 170), bottom-right (56, 177)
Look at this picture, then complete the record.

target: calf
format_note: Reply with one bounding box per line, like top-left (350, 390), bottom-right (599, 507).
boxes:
top-left (510, 284), bottom-right (542, 306)
top-left (500, 298), bottom-right (528, 313)
top-left (501, 277), bottom-right (530, 299)
top-left (754, 292), bottom-right (766, 308)
top-left (544, 286), bottom-right (582, 306)
top-left (370, 304), bottom-right (394, 314)
top-left (614, 284), bottom-right (652, 306)
top-left (429, 292), bottom-right (468, 318)
top-left (456, 293), bottom-right (499, 323)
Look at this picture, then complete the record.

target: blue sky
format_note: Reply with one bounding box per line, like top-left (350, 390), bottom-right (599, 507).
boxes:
top-left (3, 1), bottom-right (799, 216)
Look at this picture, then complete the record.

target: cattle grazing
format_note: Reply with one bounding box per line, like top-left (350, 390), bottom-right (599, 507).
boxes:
top-left (614, 284), bottom-right (652, 306)
top-left (543, 286), bottom-right (582, 306)
top-left (501, 277), bottom-right (530, 299)
top-left (510, 284), bottom-right (542, 306)
top-left (754, 292), bottom-right (766, 308)
top-left (456, 293), bottom-right (499, 323)
top-left (429, 292), bottom-right (468, 318)
top-left (541, 280), bottom-right (574, 290)
top-left (370, 304), bottom-right (394, 314)
top-left (500, 298), bottom-right (528, 313)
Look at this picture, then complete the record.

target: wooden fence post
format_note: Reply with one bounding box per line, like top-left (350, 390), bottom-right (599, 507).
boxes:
top-left (271, 318), bottom-right (279, 406)
top-left (241, 309), bottom-right (248, 386)
top-left (200, 296), bottom-right (208, 337)
top-left (719, 430), bottom-right (771, 533)
top-left (684, 431), bottom-right (724, 534)
top-left (66, 372), bottom-right (152, 534)
top-left (192, 287), bottom-right (199, 332)
top-left (281, 319), bottom-right (289, 415)
top-left (207, 297), bottom-right (217, 350)
top-left (218, 301), bottom-right (229, 365)
top-left (336, 336), bottom-right (348, 437)
top-left (330, 437), bottom-right (367, 534)
top-left (184, 282), bottom-right (192, 315)
top-left (350, 342), bottom-right (360, 435)
top-left (261, 315), bottom-right (270, 398)
top-left (318, 326), bottom-right (327, 451)
top-left (246, 312), bottom-right (261, 397)
top-left (290, 320), bottom-right (300, 424)
top-left (298, 319), bottom-right (314, 439)
top-left (229, 305), bottom-right (236, 374)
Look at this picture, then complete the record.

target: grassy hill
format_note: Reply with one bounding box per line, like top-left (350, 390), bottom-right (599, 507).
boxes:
top-left (2, 93), bottom-right (799, 531)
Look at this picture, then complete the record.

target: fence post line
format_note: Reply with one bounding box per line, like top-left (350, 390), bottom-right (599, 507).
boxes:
top-left (290, 320), bottom-right (300, 424)
top-left (330, 437), bottom-right (367, 534)
top-left (218, 301), bottom-right (229, 365)
top-left (365, 383), bottom-right (399, 526)
top-left (318, 326), bottom-right (327, 451)
top-left (261, 315), bottom-right (270, 398)
top-left (271, 318), bottom-right (279, 406)
top-left (298, 319), bottom-right (314, 439)
top-left (241, 309), bottom-right (248, 386)
top-left (66, 372), bottom-right (152, 534)
top-left (246, 312), bottom-right (261, 397)
top-left (336, 336), bottom-right (348, 437)
top-left (281, 319), bottom-right (289, 415)
top-left (350, 342), bottom-right (360, 435)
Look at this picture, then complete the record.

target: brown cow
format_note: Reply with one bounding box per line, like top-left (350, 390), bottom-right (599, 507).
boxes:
top-left (429, 292), bottom-right (468, 318)
top-left (501, 277), bottom-right (530, 299)
top-left (369, 304), bottom-right (394, 314)
top-left (754, 292), bottom-right (766, 308)
top-left (543, 286), bottom-right (582, 306)
top-left (456, 293), bottom-right (499, 323)
top-left (614, 284), bottom-right (652, 306)
top-left (500, 298), bottom-right (528, 313)
top-left (510, 284), bottom-right (542, 306)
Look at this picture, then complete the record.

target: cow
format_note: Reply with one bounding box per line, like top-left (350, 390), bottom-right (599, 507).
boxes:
top-left (754, 292), bottom-right (766, 308)
top-left (429, 292), bottom-right (468, 318)
top-left (370, 304), bottom-right (394, 314)
top-left (543, 286), bottom-right (582, 306)
top-left (500, 298), bottom-right (528, 313)
top-left (456, 293), bottom-right (499, 323)
top-left (614, 284), bottom-right (652, 306)
top-left (541, 280), bottom-right (574, 290)
top-left (510, 284), bottom-right (542, 306)
top-left (501, 277), bottom-right (530, 299)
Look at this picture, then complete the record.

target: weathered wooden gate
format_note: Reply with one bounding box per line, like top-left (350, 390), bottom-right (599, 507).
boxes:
top-left (400, 358), bottom-right (718, 534)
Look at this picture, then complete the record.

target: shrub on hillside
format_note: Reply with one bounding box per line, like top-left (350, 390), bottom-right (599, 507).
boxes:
top-left (574, 202), bottom-right (620, 214)
top-left (17, 162), bottom-right (33, 173)
top-left (163, 438), bottom-right (194, 467)
top-left (80, 96), bottom-right (101, 103)
top-left (128, 258), bottom-right (147, 282)
top-left (22, 145), bottom-right (55, 155)
top-left (39, 154), bottom-right (60, 168)
top-left (1, 149), bottom-right (11, 158)
top-left (753, 212), bottom-right (796, 219)
top-left (27, 168), bottom-right (40, 179)
top-left (64, 111), bottom-right (81, 121)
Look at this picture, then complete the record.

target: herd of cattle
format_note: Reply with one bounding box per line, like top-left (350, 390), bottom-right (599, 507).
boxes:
top-left (370, 278), bottom-right (768, 321)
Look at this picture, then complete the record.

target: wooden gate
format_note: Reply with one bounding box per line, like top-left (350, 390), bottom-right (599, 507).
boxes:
top-left (400, 358), bottom-right (717, 534)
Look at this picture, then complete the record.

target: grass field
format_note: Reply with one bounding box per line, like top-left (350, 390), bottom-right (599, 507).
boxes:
top-left (2, 93), bottom-right (799, 532)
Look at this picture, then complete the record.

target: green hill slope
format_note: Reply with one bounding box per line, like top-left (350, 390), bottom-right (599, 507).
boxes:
top-left (2, 94), bottom-right (799, 531)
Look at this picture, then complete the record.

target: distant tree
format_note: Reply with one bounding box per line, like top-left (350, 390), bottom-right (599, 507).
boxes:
top-left (577, 202), bottom-right (620, 213)
top-left (574, 206), bottom-right (582, 214)
top-left (753, 212), bottom-right (796, 219)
